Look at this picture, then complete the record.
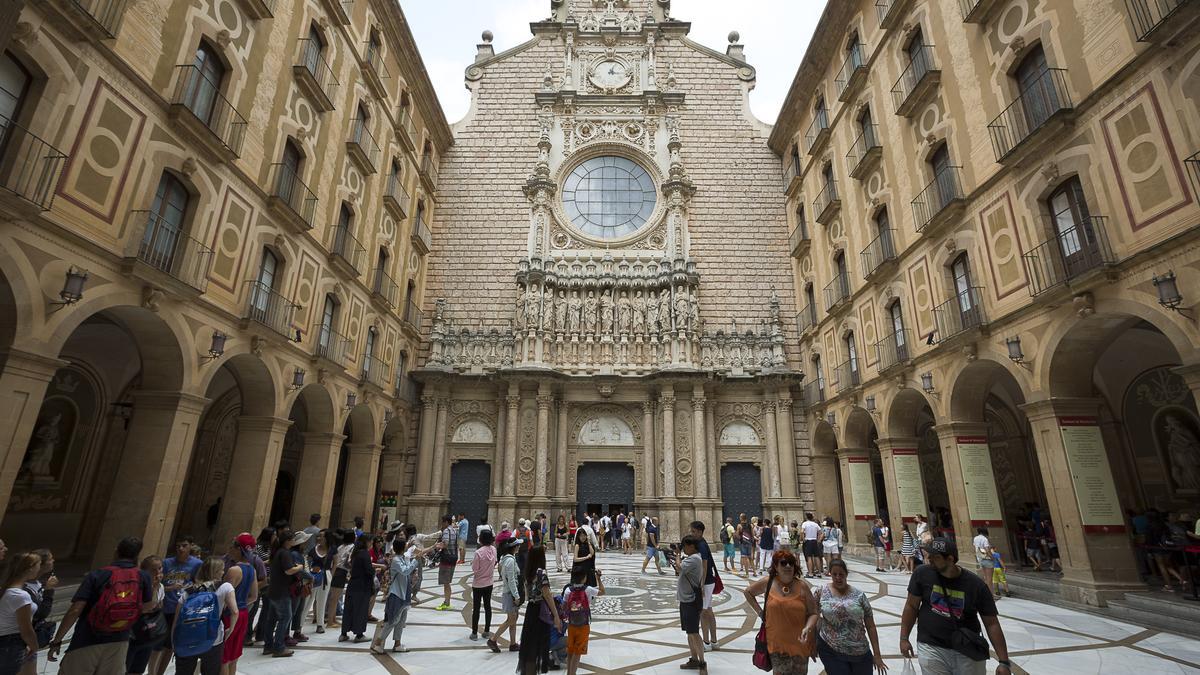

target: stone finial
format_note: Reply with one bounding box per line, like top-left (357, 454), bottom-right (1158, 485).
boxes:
top-left (481, 30), bottom-right (494, 43)
top-left (726, 30), bottom-right (745, 62)
top-left (728, 31), bottom-right (740, 44)
top-left (476, 30), bottom-right (496, 63)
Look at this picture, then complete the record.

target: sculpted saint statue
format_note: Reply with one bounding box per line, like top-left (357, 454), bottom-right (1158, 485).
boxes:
top-left (514, 286), bottom-right (530, 330)
top-left (675, 291), bottom-right (690, 331)
top-left (554, 289), bottom-right (568, 332)
top-left (658, 289), bottom-right (672, 330)
top-left (567, 290), bottom-right (583, 333)
top-left (599, 289), bottom-right (614, 334)
top-left (617, 290), bottom-right (632, 333)
top-left (583, 290), bottom-right (599, 333)
top-left (632, 291), bottom-right (647, 334)
top-left (646, 290), bottom-right (660, 333)
top-left (528, 285), bottom-right (542, 330)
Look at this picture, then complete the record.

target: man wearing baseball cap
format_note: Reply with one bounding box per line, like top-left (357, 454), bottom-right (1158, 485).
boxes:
top-left (899, 538), bottom-right (1012, 674)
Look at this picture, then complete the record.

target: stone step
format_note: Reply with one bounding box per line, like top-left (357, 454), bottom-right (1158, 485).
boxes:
top-left (1110, 590), bottom-right (1200, 623)
top-left (1003, 570), bottom-right (1064, 601)
top-left (1106, 594), bottom-right (1200, 639)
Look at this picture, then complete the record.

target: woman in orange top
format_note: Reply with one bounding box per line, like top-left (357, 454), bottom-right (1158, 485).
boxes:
top-left (743, 550), bottom-right (818, 674)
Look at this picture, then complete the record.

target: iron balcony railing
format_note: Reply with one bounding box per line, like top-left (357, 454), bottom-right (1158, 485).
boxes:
top-left (244, 280), bottom-right (298, 339)
top-left (891, 45), bottom-right (940, 115)
top-left (988, 69), bottom-right (1072, 162)
top-left (360, 357), bottom-right (390, 389)
top-left (804, 108), bottom-right (831, 154)
top-left (331, 226), bottom-right (366, 276)
top-left (814, 179), bottom-right (840, 224)
top-left (295, 38), bottom-right (339, 110)
top-left (790, 222), bottom-right (810, 257)
top-left (847, 124), bottom-right (882, 178)
top-left (797, 304), bottom-right (818, 333)
top-left (933, 287), bottom-right (988, 343)
top-left (313, 322), bottom-right (352, 368)
top-left (0, 114), bottom-right (67, 211)
top-left (875, 0), bottom-right (907, 27)
top-left (419, 154), bottom-right (439, 188)
top-left (234, 0), bottom-right (275, 20)
top-left (804, 379), bottom-right (826, 406)
top-left (835, 44), bottom-right (868, 100)
top-left (372, 268), bottom-right (399, 309)
top-left (912, 166), bottom-right (965, 234)
top-left (782, 159), bottom-right (800, 191)
top-left (347, 118), bottom-right (380, 172)
top-left (402, 299), bottom-right (423, 331)
top-left (384, 172), bottom-right (410, 217)
top-left (362, 40), bottom-right (390, 83)
top-left (57, 0), bottom-right (129, 38)
top-left (395, 106), bottom-right (417, 150)
top-left (824, 274), bottom-right (851, 312)
top-left (394, 376), bottom-right (419, 405)
top-left (170, 64), bottom-right (247, 157)
top-left (834, 358), bottom-right (862, 393)
top-left (960, 0), bottom-right (1004, 22)
top-left (875, 329), bottom-right (912, 372)
top-left (1022, 217), bottom-right (1117, 296)
top-left (131, 211), bottom-right (213, 292)
top-left (861, 229), bottom-right (897, 278)
top-left (1186, 151), bottom-right (1200, 204)
top-left (270, 163), bottom-right (318, 230)
top-left (1125, 0), bottom-right (1190, 41)
top-left (411, 216), bottom-right (432, 254)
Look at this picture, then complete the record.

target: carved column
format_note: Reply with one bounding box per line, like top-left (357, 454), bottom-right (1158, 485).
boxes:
top-left (691, 387), bottom-right (708, 499)
top-left (504, 388), bottom-right (520, 496)
top-left (642, 400), bottom-right (656, 497)
top-left (492, 387), bottom-right (507, 496)
top-left (555, 398), bottom-right (569, 498)
top-left (661, 391), bottom-right (676, 498)
top-left (776, 392), bottom-right (799, 500)
top-left (535, 386), bottom-right (553, 498)
top-left (414, 394), bottom-right (438, 494)
top-left (763, 399), bottom-right (782, 499)
top-left (429, 398), bottom-right (450, 495)
top-left (705, 398), bottom-right (719, 498)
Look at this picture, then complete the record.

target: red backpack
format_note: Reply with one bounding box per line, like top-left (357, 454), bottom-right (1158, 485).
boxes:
top-left (565, 584), bottom-right (591, 626)
top-left (88, 567), bottom-right (142, 633)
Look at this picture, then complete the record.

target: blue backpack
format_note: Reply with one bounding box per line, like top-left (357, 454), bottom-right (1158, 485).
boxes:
top-left (173, 585), bottom-right (222, 658)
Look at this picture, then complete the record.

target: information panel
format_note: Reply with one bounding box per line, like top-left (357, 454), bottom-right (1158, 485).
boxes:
top-left (956, 436), bottom-right (1003, 527)
top-left (1059, 416), bottom-right (1125, 534)
top-left (892, 448), bottom-right (928, 521)
top-left (848, 456), bottom-right (877, 520)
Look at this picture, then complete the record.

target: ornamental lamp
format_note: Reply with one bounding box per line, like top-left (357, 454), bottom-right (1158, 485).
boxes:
top-left (1153, 271), bottom-right (1183, 310)
top-left (59, 266), bottom-right (89, 304)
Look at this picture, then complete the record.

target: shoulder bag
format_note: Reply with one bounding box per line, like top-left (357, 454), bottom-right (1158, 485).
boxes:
top-left (753, 576), bottom-right (774, 671)
top-left (938, 571), bottom-right (990, 661)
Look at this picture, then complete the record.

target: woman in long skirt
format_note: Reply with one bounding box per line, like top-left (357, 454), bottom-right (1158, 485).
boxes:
top-left (516, 547), bottom-right (562, 675)
top-left (339, 535), bottom-right (377, 642)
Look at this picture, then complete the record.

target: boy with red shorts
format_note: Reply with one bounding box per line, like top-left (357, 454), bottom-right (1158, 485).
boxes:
top-left (564, 569), bottom-right (605, 675)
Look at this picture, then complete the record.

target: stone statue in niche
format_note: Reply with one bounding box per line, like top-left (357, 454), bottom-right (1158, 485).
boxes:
top-left (583, 290), bottom-right (598, 333)
top-left (528, 285), bottom-right (544, 331)
top-left (599, 289), bottom-right (614, 334)
top-left (1159, 411), bottom-right (1200, 492)
top-left (617, 290), bottom-right (632, 333)
top-left (632, 291), bottom-right (646, 333)
top-left (24, 414), bottom-right (62, 479)
top-left (689, 292), bottom-right (700, 329)
top-left (568, 290), bottom-right (583, 333)
top-left (646, 290), bottom-right (660, 333)
top-left (675, 290), bottom-right (690, 331)
top-left (20, 396), bottom-right (77, 486)
top-left (554, 289), bottom-right (569, 332)
top-left (515, 286), bottom-right (531, 331)
top-left (658, 290), bottom-right (672, 331)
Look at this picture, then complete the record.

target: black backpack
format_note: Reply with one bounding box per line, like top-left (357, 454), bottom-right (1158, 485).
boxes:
top-left (719, 526), bottom-right (730, 544)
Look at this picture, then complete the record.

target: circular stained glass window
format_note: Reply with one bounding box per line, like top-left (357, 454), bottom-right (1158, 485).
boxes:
top-left (561, 156), bottom-right (657, 240)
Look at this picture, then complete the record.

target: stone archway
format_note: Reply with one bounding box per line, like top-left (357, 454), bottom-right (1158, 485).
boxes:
top-left (810, 419), bottom-right (843, 525)
top-left (329, 403), bottom-right (379, 530)
top-left (883, 387), bottom-right (953, 536)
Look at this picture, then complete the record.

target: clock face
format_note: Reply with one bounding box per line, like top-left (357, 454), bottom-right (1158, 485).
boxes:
top-left (591, 59), bottom-right (631, 89)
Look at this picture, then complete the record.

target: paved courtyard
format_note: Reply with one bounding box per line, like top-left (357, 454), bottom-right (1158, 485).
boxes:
top-left (43, 552), bottom-right (1200, 674)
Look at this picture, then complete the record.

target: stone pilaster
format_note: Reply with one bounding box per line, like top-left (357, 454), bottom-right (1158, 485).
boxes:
top-left (555, 398), bottom-right (569, 498)
top-left (874, 436), bottom-right (922, 538)
top-left (836, 446), bottom-right (875, 553)
top-left (291, 431), bottom-right (346, 526)
top-left (341, 442), bottom-right (383, 529)
top-left (429, 397), bottom-right (450, 495)
top-left (641, 399), bottom-right (656, 497)
top-left (763, 399), bottom-right (782, 499)
top-left (413, 394), bottom-right (438, 494)
top-left (535, 387), bottom-right (552, 499)
top-left (932, 422), bottom-right (1007, 564)
top-left (504, 389), bottom-right (520, 495)
top-left (660, 391), bottom-right (676, 498)
top-left (776, 393), bottom-right (799, 502)
top-left (0, 347), bottom-right (68, 522)
top-left (691, 388), bottom-right (708, 498)
top-left (216, 415), bottom-right (294, 546)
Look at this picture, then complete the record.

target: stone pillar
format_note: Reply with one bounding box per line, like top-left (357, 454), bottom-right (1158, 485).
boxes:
top-left (932, 422), bottom-right (1011, 566)
top-left (874, 436), bottom-right (921, 539)
top-left (291, 431), bottom-right (346, 526)
top-left (776, 392), bottom-right (799, 504)
top-left (504, 388), bottom-right (520, 494)
top-left (704, 399), bottom-right (722, 530)
top-left (555, 399), bottom-right (569, 498)
top-left (691, 387), bottom-right (708, 498)
top-left (641, 400), bottom-right (656, 497)
top-left (535, 386), bottom-right (552, 499)
top-left (1021, 398), bottom-right (1143, 606)
top-left (215, 415), bottom-right (293, 545)
top-left (413, 394), bottom-right (438, 494)
top-left (92, 391), bottom-right (209, 565)
top-left (660, 391), bottom-right (676, 498)
top-left (429, 398), bottom-right (450, 495)
top-left (763, 399), bottom-right (782, 499)
top-left (811, 449), bottom-right (842, 524)
top-left (340, 442), bottom-right (383, 528)
top-left (0, 347), bottom-right (67, 522)
top-left (492, 389), bottom-right (507, 497)
top-left (835, 446), bottom-right (874, 553)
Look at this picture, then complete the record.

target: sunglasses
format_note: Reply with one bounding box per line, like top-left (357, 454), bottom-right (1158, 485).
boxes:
top-left (777, 560), bottom-right (795, 567)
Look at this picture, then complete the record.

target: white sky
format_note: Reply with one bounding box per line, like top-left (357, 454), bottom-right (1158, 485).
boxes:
top-left (398, 0), bottom-right (827, 125)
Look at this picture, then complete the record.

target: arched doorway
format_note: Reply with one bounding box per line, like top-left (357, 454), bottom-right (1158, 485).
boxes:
top-left (449, 460), bottom-right (491, 544)
top-left (719, 462), bottom-right (763, 524)
top-left (842, 406), bottom-right (884, 545)
top-left (810, 419), bottom-right (844, 525)
top-left (885, 388), bottom-right (955, 540)
top-left (576, 462), bottom-right (634, 522)
top-left (329, 403), bottom-right (377, 530)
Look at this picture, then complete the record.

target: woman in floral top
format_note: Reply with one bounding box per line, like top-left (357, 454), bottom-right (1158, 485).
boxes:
top-left (815, 559), bottom-right (887, 674)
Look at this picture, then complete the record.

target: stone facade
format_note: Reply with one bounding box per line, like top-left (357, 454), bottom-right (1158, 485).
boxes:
top-left (773, 0), bottom-right (1200, 606)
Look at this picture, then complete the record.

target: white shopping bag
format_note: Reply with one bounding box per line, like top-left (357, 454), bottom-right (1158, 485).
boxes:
top-left (900, 658), bottom-right (917, 675)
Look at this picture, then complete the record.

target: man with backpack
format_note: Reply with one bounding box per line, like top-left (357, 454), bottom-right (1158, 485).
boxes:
top-left (563, 568), bottom-right (605, 675)
top-left (149, 535), bottom-right (202, 675)
top-left (434, 515), bottom-right (458, 611)
top-left (47, 536), bottom-right (155, 674)
top-left (720, 518), bottom-right (736, 572)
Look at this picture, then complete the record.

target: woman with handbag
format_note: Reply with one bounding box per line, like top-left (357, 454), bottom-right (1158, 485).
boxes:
top-left (815, 559), bottom-right (887, 674)
top-left (126, 555), bottom-right (166, 675)
top-left (742, 550), bottom-right (817, 675)
top-left (0, 553), bottom-right (42, 675)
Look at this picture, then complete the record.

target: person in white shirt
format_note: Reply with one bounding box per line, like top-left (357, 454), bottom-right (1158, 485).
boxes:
top-left (476, 518), bottom-right (494, 542)
top-left (801, 514), bottom-right (824, 578)
top-left (973, 527), bottom-right (997, 599)
top-left (599, 514), bottom-right (612, 552)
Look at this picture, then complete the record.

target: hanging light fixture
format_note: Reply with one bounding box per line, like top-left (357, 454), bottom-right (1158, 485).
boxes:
top-left (56, 267), bottom-right (89, 305)
top-left (290, 368), bottom-right (306, 391)
top-left (1005, 336), bottom-right (1024, 364)
top-left (865, 395), bottom-right (876, 413)
top-left (1153, 271), bottom-right (1183, 310)
top-left (826, 412), bottom-right (837, 427)
top-left (206, 331), bottom-right (227, 360)
top-left (345, 392), bottom-right (357, 410)
top-left (921, 372), bottom-right (935, 394)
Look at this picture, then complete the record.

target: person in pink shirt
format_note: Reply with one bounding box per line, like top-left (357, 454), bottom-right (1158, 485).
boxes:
top-left (470, 529), bottom-right (498, 640)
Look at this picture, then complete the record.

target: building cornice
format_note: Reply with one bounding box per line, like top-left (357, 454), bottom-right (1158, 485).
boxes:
top-left (371, 0), bottom-right (453, 151)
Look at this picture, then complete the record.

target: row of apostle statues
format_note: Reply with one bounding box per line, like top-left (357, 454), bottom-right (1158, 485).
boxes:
top-left (514, 284), bottom-right (700, 336)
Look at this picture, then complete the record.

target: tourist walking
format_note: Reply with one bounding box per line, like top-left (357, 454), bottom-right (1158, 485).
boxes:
top-left (572, 527), bottom-right (597, 587)
top-left (758, 516), bottom-right (775, 576)
top-left (822, 517), bottom-right (841, 574)
top-left (371, 535), bottom-right (430, 654)
top-left (0, 552), bottom-right (42, 675)
top-left (688, 522), bottom-right (720, 652)
top-left (325, 530), bottom-right (354, 630)
top-left (721, 518), bottom-right (736, 572)
top-left (641, 517), bottom-right (665, 574)
top-left (899, 539), bottom-right (1013, 675)
top-left (262, 528), bottom-right (303, 657)
top-left (814, 559), bottom-right (887, 674)
top-left (48, 537), bottom-right (154, 673)
top-left (972, 528), bottom-right (997, 599)
top-left (737, 516), bottom-right (753, 576)
top-left (872, 519), bottom-right (888, 573)
top-left (900, 523), bottom-right (916, 573)
top-left (743, 550), bottom-right (817, 675)
top-left (801, 514), bottom-right (823, 578)
top-left (516, 547), bottom-right (562, 675)
top-left (125, 556), bottom-right (164, 675)
top-left (307, 530), bottom-right (334, 634)
top-left (563, 567), bottom-right (604, 675)
top-left (340, 534), bottom-right (377, 643)
top-left (222, 535), bottom-right (258, 675)
top-left (22, 549), bottom-right (56, 675)
top-left (172, 557), bottom-right (238, 675)
top-left (435, 515), bottom-right (460, 611)
top-left (470, 529), bottom-right (497, 641)
top-left (457, 514), bottom-right (470, 564)
top-left (554, 516), bottom-right (570, 572)
top-left (487, 538), bottom-right (523, 653)
top-left (288, 534), bottom-right (315, 644)
top-left (621, 514), bottom-right (633, 553)
top-left (149, 535), bottom-right (202, 675)
top-left (247, 528), bottom-right (274, 645)
top-left (675, 536), bottom-right (708, 672)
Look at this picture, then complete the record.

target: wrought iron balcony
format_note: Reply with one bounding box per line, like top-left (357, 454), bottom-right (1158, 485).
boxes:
top-left (891, 45), bottom-right (941, 117)
top-left (847, 124), bottom-right (883, 179)
top-left (1022, 217), bottom-right (1117, 297)
top-left (912, 166), bottom-right (966, 235)
top-left (1186, 151), bottom-right (1200, 205)
top-left (960, 0), bottom-right (1005, 22)
top-left (371, 268), bottom-right (399, 309)
top-left (329, 226), bottom-right (366, 278)
top-left (411, 215), bottom-right (432, 254)
top-left (804, 379), bottom-right (827, 406)
top-left (790, 222), bottom-right (811, 258)
top-left (419, 154), bottom-right (439, 191)
top-left (988, 69), bottom-right (1073, 163)
top-left (320, 0), bottom-right (353, 25)
top-left (294, 38), bottom-right (339, 112)
top-left (782, 159), bottom-right (800, 193)
top-left (244, 280), bottom-right (299, 339)
top-left (875, 329), bottom-right (912, 373)
top-left (395, 107), bottom-right (417, 152)
top-left (835, 44), bottom-right (868, 101)
top-left (796, 307), bottom-right (816, 335)
top-left (804, 108), bottom-right (831, 155)
top-left (833, 358), bottom-right (862, 393)
top-left (232, 0), bottom-right (274, 20)
top-left (860, 229), bottom-right (897, 280)
top-left (360, 358), bottom-right (391, 390)
top-left (126, 211), bottom-right (213, 293)
top-left (383, 172), bottom-right (410, 220)
top-left (312, 323), bottom-right (352, 368)
top-left (814, 179), bottom-right (841, 225)
top-left (168, 64), bottom-right (247, 161)
top-left (824, 274), bottom-right (851, 313)
top-left (1125, 0), bottom-right (1194, 41)
top-left (267, 163), bottom-right (318, 233)
top-left (394, 376), bottom-right (419, 405)
top-left (346, 118), bottom-right (380, 174)
top-left (402, 299), bottom-right (423, 333)
top-left (40, 0), bottom-right (129, 40)
top-left (875, 0), bottom-right (911, 28)
top-left (360, 40), bottom-right (390, 99)
top-left (933, 287), bottom-right (988, 343)
top-left (0, 115), bottom-right (67, 212)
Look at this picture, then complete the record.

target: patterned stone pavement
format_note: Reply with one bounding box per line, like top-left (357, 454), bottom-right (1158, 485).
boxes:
top-left (41, 551), bottom-right (1200, 674)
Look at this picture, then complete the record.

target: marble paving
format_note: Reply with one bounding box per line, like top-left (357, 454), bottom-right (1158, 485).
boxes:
top-left (40, 551), bottom-right (1200, 674)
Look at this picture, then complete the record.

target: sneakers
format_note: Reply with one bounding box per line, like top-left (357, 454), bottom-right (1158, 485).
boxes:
top-left (435, 602), bottom-right (452, 611)
top-left (271, 649), bottom-right (294, 658)
top-left (487, 639), bottom-right (501, 653)
top-left (680, 657), bottom-right (704, 670)
top-left (703, 642), bottom-right (714, 652)
top-left (370, 642), bottom-right (386, 655)
top-left (315, 626), bottom-right (325, 634)
top-left (470, 633), bottom-right (478, 641)
top-left (392, 644), bottom-right (410, 653)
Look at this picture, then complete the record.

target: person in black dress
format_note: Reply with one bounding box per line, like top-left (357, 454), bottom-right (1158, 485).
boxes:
top-left (572, 527), bottom-right (596, 587)
top-left (516, 547), bottom-right (562, 675)
top-left (339, 535), bottom-right (378, 643)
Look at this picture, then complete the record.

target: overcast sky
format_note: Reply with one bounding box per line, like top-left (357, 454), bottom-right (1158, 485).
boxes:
top-left (398, 0), bottom-right (826, 125)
